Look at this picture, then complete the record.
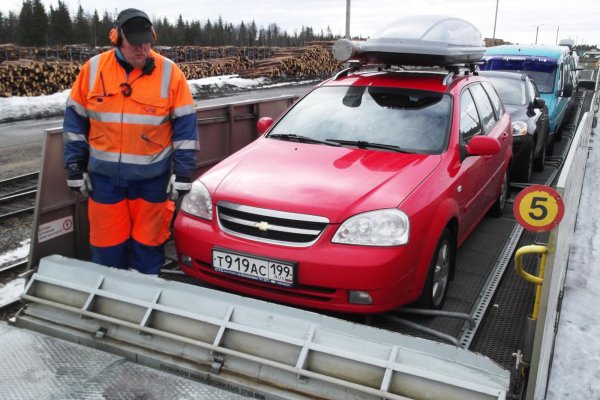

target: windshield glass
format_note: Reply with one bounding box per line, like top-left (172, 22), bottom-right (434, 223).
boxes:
top-left (267, 86), bottom-right (452, 154)
top-left (481, 56), bottom-right (557, 93)
top-left (484, 77), bottom-right (526, 106)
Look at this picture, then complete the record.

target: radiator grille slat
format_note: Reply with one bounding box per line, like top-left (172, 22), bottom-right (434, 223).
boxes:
top-left (217, 201), bottom-right (329, 247)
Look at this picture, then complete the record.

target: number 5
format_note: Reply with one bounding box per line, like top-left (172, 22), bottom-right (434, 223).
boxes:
top-left (529, 196), bottom-right (548, 221)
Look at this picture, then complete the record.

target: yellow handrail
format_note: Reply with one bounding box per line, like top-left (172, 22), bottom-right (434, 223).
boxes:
top-left (514, 245), bottom-right (548, 320)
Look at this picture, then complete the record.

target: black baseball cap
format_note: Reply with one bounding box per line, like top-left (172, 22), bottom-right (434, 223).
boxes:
top-left (117, 8), bottom-right (155, 45)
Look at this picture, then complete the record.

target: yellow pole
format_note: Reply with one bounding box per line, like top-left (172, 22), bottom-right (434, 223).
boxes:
top-left (514, 245), bottom-right (548, 320)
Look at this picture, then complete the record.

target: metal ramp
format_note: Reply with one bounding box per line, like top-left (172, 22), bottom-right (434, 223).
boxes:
top-left (16, 255), bottom-right (509, 400)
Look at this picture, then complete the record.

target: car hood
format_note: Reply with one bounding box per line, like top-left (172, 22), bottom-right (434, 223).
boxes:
top-left (201, 138), bottom-right (441, 223)
top-left (505, 105), bottom-right (530, 124)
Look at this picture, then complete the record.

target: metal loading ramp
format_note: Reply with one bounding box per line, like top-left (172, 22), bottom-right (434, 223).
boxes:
top-left (16, 255), bottom-right (509, 400)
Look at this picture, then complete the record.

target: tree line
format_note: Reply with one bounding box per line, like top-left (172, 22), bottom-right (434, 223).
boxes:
top-left (0, 0), bottom-right (340, 48)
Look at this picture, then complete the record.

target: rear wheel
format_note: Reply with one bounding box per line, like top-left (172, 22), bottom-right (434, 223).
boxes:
top-left (489, 170), bottom-right (509, 217)
top-left (416, 229), bottom-right (454, 310)
top-left (533, 138), bottom-right (546, 172)
top-left (513, 147), bottom-right (533, 183)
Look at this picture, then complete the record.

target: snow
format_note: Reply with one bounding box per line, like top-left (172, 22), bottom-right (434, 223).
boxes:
top-left (546, 126), bottom-right (600, 399)
top-left (0, 74), bottom-right (318, 123)
top-left (0, 75), bottom-right (598, 397)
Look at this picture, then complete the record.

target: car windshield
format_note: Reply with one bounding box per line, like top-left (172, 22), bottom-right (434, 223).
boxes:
top-left (484, 76), bottom-right (526, 106)
top-left (481, 56), bottom-right (557, 93)
top-left (267, 86), bottom-right (452, 154)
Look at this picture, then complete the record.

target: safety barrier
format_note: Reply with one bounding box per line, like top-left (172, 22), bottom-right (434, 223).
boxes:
top-left (526, 86), bottom-right (599, 399)
top-left (17, 255), bottom-right (510, 400)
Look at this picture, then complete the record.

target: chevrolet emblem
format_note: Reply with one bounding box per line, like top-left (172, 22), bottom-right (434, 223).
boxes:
top-left (254, 221), bottom-right (271, 231)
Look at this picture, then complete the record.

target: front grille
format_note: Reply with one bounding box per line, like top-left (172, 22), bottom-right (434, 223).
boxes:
top-left (217, 201), bottom-right (329, 247)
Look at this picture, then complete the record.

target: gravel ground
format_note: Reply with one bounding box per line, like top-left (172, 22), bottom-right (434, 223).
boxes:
top-left (0, 142), bottom-right (41, 267)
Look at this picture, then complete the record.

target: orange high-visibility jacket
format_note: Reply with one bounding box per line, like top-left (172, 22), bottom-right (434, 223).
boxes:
top-left (63, 49), bottom-right (199, 181)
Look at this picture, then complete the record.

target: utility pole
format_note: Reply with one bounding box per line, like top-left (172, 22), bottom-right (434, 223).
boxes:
top-left (345, 0), bottom-right (351, 39)
top-left (555, 26), bottom-right (560, 45)
top-left (492, 0), bottom-right (499, 45)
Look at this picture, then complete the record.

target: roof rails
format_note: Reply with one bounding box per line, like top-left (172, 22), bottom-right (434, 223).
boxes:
top-left (333, 61), bottom-right (480, 85)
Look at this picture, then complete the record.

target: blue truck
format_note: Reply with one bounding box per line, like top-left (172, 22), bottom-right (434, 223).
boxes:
top-left (481, 44), bottom-right (577, 148)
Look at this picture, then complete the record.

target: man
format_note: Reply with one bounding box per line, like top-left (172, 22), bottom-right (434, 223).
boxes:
top-left (63, 8), bottom-right (199, 274)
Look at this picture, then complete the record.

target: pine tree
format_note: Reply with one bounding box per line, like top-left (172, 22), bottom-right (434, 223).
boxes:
top-left (72, 4), bottom-right (89, 45)
top-left (49, 0), bottom-right (72, 45)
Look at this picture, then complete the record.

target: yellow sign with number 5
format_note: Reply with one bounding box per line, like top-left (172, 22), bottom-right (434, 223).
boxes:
top-left (514, 185), bottom-right (565, 232)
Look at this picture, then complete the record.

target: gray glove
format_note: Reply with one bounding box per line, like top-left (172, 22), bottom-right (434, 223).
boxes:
top-left (166, 174), bottom-right (192, 201)
top-left (67, 172), bottom-right (93, 197)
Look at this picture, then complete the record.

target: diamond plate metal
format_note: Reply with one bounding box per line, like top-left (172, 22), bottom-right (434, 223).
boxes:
top-left (0, 323), bottom-right (248, 400)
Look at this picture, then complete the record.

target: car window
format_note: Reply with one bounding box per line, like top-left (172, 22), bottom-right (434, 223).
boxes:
top-left (483, 76), bottom-right (526, 106)
top-left (267, 86), bottom-right (452, 154)
top-left (460, 89), bottom-right (482, 142)
top-left (481, 81), bottom-right (505, 119)
top-left (481, 56), bottom-right (557, 93)
top-left (469, 84), bottom-right (497, 133)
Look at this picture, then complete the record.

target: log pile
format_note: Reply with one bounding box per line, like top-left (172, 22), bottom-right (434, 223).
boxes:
top-left (178, 57), bottom-right (253, 79)
top-left (239, 45), bottom-right (340, 78)
top-left (0, 60), bottom-right (81, 97)
top-left (0, 42), bottom-right (341, 97)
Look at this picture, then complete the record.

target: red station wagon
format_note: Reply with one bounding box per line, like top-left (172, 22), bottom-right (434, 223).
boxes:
top-left (174, 17), bottom-right (513, 313)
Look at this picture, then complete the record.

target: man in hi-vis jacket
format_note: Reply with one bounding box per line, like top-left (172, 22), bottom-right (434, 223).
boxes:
top-left (63, 8), bottom-right (199, 274)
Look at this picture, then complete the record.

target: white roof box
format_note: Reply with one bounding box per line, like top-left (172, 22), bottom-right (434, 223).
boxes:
top-left (333, 15), bottom-right (485, 66)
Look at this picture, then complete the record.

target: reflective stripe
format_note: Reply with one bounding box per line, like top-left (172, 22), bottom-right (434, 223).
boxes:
top-left (90, 146), bottom-right (173, 165)
top-left (173, 139), bottom-right (200, 150)
top-left (88, 55), bottom-right (101, 92)
top-left (66, 97), bottom-right (88, 118)
top-left (63, 131), bottom-right (88, 143)
top-left (161, 58), bottom-right (173, 98)
top-left (88, 110), bottom-right (169, 126)
top-left (172, 104), bottom-right (196, 118)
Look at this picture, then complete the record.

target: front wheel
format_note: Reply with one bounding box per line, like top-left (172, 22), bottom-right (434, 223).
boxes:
top-left (415, 229), bottom-right (455, 310)
top-left (489, 169), bottom-right (509, 217)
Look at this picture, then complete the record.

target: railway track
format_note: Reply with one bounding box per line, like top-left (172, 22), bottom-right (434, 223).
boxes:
top-left (0, 172), bottom-right (38, 221)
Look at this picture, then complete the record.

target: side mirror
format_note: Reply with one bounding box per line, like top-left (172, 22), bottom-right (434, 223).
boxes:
top-left (562, 82), bottom-right (574, 98)
top-left (257, 117), bottom-right (274, 135)
top-left (465, 135), bottom-right (501, 157)
top-left (533, 97), bottom-right (546, 109)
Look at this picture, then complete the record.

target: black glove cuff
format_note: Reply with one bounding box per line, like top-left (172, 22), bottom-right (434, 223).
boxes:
top-left (175, 175), bottom-right (192, 183)
top-left (66, 162), bottom-right (85, 180)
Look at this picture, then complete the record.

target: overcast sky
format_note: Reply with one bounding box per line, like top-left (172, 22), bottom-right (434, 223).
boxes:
top-left (1, 0), bottom-right (599, 46)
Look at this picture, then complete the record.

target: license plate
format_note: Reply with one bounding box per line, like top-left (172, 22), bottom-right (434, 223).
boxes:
top-left (212, 248), bottom-right (295, 287)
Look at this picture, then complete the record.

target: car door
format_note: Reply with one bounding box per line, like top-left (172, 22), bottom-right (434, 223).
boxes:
top-left (527, 78), bottom-right (549, 156)
top-left (469, 82), bottom-right (510, 208)
top-left (455, 88), bottom-right (489, 234)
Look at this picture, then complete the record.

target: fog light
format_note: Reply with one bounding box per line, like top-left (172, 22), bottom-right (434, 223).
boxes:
top-left (181, 254), bottom-right (192, 266)
top-left (349, 291), bottom-right (373, 305)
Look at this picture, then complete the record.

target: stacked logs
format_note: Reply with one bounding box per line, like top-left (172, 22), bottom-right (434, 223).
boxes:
top-left (238, 45), bottom-right (340, 79)
top-left (178, 57), bottom-right (253, 80)
top-left (0, 43), bottom-right (341, 97)
top-left (0, 60), bottom-right (81, 97)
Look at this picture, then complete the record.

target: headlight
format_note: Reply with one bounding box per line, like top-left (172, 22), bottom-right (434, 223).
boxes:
top-left (512, 121), bottom-right (528, 136)
top-left (332, 209), bottom-right (409, 246)
top-left (180, 180), bottom-right (212, 220)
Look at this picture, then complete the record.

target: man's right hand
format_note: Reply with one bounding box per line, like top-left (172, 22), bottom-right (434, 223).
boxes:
top-left (67, 172), bottom-right (93, 197)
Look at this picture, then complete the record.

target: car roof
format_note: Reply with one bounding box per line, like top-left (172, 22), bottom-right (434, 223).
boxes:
top-left (322, 70), bottom-right (469, 93)
top-left (478, 70), bottom-right (528, 81)
top-left (485, 44), bottom-right (570, 59)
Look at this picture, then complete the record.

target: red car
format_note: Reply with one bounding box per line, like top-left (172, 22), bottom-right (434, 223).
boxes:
top-left (174, 19), bottom-right (512, 314)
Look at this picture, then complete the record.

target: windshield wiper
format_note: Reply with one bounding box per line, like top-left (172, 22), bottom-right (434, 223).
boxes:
top-left (269, 133), bottom-right (340, 147)
top-left (326, 139), bottom-right (413, 153)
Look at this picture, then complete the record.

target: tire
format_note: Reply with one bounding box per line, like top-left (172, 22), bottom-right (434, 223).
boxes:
top-left (489, 169), bottom-right (509, 218)
top-left (415, 229), bottom-right (454, 310)
top-left (533, 138), bottom-right (546, 172)
top-left (513, 147), bottom-right (533, 183)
